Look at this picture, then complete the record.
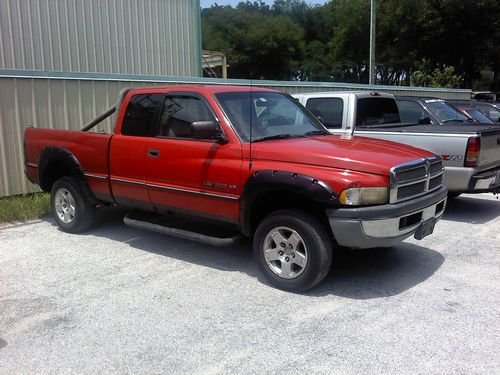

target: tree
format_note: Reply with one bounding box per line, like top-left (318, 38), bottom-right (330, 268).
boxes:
top-left (411, 65), bottom-right (462, 88)
top-left (327, 0), bottom-right (370, 83)
top-left (201, 0), bottom-right (500, 89)
top-left (202, 3), bottom-right (304, 80)
top-left (418, 0), bottom-right (500, 88)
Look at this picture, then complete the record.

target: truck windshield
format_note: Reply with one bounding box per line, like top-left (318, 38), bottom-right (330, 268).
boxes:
top-left (424, 100), bottom-right (470, 123)
top-left (356, 98), bottom-right (401, 126)
top-left (463, 108), bottom-right (494, 124)
top-left (214, 91), bottom-right (328, 142)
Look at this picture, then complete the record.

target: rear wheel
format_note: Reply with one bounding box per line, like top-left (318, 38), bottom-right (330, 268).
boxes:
top-left (253, 209), bottom-right (333, 292)
top-left (50, 177), bottom-right (95, 233)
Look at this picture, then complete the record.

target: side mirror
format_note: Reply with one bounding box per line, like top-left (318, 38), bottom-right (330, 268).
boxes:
top-left (191, 121), bottom-right (228, 144)
top-left (418, 117), bottom-right (431, 124)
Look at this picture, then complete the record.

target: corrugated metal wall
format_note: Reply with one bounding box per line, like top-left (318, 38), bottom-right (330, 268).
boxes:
top-left (0, 71), bottom-right (471, 197)
top-left (0, 0), bottom-right (201, 77)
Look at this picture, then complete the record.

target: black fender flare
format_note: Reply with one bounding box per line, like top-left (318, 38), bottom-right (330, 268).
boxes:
top-left (38, 147), bottom-right (96, 204)
top-left (240, 169), bottom-right (339, 235)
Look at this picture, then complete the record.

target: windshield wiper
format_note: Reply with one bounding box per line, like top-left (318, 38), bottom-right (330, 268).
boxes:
top-left (251, 134), bottom-right (296, 143)
top-left (304, 130), bottom-right (329, 136)
top-left (443, 119), bottom-right (467, 124)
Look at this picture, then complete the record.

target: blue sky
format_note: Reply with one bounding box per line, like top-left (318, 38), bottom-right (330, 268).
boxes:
top-left (201, 0), bottom-right (329, 7)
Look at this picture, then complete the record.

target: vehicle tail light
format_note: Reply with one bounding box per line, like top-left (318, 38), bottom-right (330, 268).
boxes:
top-left (464, 136), bottom-right (480, 167)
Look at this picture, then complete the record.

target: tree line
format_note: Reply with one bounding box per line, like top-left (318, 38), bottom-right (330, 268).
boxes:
top-left (201, 0), bottom-right (500, 90)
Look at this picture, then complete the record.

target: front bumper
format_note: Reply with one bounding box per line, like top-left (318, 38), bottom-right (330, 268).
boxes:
top-left (326, 186), bottom-right (448, 249)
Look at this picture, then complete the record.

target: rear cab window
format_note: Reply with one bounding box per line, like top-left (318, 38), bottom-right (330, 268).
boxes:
top-left (356, 98), bottom-right (401, 126)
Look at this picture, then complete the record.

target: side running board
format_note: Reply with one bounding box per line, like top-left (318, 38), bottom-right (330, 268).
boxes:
top-left (124, 214), bottom-right (242, 247)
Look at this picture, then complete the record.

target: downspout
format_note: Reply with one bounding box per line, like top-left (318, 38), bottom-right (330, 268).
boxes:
top-left (192, 0), bottom-right (203, 77)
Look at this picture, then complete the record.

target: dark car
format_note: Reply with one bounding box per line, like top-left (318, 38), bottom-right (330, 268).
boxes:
top-left (395, 96), bottom-right (476, 126)
top-left (447, 103), bottom-right (495, 124)
top-left (448, 100), bottom-right (500, 123)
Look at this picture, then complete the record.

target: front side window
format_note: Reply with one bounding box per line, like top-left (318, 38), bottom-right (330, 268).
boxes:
top-left (214, 91), bottom-right (327, 142)
top-left (121, 94), bottom-right (164, 136)
top-left (157, 95), bottom-right (216, 139)
top-left (397, 100), bottom-right (427, 124)
top-left (306, 98), bottom-right (344, 129)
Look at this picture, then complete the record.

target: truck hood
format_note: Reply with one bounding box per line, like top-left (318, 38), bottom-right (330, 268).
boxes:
top-left (251, 135), bottom-right (434, 176)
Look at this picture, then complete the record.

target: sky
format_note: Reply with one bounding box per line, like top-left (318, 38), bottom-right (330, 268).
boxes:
top-left (200, 0), bottom-right (329, 8)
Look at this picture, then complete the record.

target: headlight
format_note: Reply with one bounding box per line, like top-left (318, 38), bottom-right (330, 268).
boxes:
top-left (339, 187), bottom-right (388, 206)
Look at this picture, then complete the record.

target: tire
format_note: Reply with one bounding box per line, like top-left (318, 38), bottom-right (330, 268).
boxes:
top-left (448, 192), bottom-right (461, 200)
top-left (253, 209), bottom-right (333, 292)
top-left (50, 176), bottom-right (96, 233)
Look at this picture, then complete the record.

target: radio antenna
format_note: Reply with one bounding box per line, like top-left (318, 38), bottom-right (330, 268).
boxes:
top-left (249, 80), bottom-right (253, 169)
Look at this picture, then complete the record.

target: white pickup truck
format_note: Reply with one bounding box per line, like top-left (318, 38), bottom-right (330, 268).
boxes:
top-left (293, 91), bottom-right (500, 197)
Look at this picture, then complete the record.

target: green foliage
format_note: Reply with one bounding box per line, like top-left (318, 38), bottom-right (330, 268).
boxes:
top-left (202, 2), bottom-right (304, 79)
top-left (201, 0), bottom-right (500, 89)
top-left (429, 66), bottom-right (462, 88)
top-left (0, 193), bottom-right (51, 223)
top-left (411, 65), bottom-right (461, 88)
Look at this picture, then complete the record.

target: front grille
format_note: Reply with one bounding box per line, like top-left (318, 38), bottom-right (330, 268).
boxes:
top-left (397, 181), bottom-right (427, 200)
top-left (390, 156), bottom-right (444, 203)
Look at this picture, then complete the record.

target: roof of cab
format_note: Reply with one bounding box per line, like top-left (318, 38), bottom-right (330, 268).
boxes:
top-left (126, 85), bottom-right (280, 94)
top-left (293, 90), bottom-right (394, 98)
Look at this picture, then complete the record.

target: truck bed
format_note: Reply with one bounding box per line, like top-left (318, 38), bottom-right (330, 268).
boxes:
top-left (355, 123), bottom-right (500, 173)
top-left (24, 128), bottom-right (113, 201)
top-left (357, 123), bottom-right (500, 135)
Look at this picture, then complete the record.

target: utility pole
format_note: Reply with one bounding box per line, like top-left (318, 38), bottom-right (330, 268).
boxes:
top-left (369, 0), bottom-right (376, 85)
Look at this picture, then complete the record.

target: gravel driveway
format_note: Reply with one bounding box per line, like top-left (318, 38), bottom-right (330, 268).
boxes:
top-left (1, 194), bottom-right (499, 374)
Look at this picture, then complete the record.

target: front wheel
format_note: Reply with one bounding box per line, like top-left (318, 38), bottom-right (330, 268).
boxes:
top-left (50, 177), bottom-right (96, 233)
top-left (253, 209), bottom-right (333, 292)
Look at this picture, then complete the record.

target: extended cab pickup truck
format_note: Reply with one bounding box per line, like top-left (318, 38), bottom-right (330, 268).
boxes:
top-left (293, 91), bottom-right (500, 197)
top-left (25, 85), bottom-right (447, 291)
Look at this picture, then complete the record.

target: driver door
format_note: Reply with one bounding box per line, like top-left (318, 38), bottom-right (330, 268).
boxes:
top-left (146, 93), bottom-right (242, 223)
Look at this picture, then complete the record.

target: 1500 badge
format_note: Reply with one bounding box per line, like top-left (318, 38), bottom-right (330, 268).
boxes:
top-left (203, 181), bottom-right (237, 190)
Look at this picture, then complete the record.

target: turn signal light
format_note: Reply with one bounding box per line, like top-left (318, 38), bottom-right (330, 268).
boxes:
top-left (464, 136), bottom-right (480, 167)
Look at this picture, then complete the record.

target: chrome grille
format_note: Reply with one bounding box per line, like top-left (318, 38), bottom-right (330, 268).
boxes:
top-left (390, 156), bottom-right (444, 203)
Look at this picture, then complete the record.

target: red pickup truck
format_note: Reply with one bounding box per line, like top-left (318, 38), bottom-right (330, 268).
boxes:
top-left (24, 85), bottom-right (447, 291)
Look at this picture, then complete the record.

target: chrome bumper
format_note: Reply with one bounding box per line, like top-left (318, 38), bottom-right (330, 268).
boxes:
top-left (326, 186), bottom-right (447, 249)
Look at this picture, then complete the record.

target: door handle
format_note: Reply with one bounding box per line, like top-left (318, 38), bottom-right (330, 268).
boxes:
top-left (147, 149), bottom-right (160, 158)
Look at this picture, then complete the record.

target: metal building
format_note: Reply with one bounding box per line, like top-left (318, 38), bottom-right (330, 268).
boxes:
top-left (0, 0), bottom-right (202, 76)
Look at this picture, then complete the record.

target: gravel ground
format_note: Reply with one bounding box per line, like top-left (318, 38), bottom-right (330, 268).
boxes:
top-left (0, 193), bottom-right (499, 374)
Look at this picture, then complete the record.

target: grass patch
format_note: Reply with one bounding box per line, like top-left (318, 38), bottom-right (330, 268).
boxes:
top-left (0, 193), bottom-right (51, 223)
